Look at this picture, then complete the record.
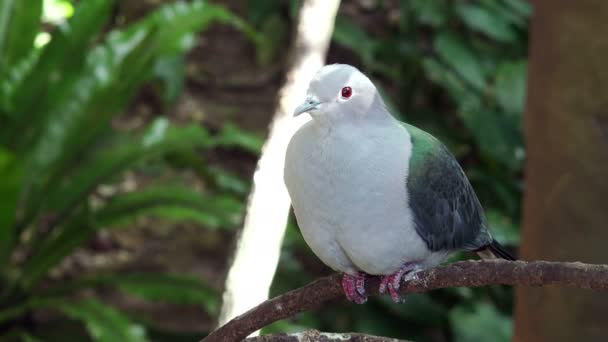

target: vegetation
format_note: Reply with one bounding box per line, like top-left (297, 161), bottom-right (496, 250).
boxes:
top-left (0, 0), bottom-right (529, 341)
top-left (0, 0), bottom-right (258, 340)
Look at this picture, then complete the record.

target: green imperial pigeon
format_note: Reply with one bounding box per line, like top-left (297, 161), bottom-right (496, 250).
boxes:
top-left (284, 64), bottom-right (514, 304)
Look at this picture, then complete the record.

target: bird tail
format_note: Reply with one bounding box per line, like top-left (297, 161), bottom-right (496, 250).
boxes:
top-left (475, 240), bottom-right (516, 260)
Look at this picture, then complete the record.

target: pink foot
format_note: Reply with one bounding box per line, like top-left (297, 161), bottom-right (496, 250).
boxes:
top-left (379, 263), bottom-right (420, 303)
top-left (341, 272), bottom-right (367, 304)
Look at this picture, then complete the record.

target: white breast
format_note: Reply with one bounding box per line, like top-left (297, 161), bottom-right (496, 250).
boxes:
top-left (284, 119), bottom-right (434, 275)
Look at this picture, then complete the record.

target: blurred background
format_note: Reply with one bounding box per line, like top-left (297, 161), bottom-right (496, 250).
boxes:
top-left (0, 0), bottom-right (606, 341)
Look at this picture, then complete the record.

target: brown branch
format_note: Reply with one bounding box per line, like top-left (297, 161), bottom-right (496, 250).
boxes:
top-left (244, 329), bottom-right (411, 342)
top-left (202, 260), bottom-right (608, 342)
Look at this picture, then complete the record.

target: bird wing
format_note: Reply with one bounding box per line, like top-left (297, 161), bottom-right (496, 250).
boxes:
top-left (404, 123), bottom-right (492, 252)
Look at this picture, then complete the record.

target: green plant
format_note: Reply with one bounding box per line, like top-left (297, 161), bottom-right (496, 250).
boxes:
top-left (0, 0), bottom-right (257, 340)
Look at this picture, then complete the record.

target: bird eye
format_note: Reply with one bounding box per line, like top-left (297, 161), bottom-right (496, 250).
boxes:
top-left (341, 86), bottom-right (352, 99)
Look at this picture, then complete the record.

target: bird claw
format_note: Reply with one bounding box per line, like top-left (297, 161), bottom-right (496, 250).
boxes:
top-left (342, 272), bottom-right (368, 304)
top-left (379, 263), bottom-right (422, 303)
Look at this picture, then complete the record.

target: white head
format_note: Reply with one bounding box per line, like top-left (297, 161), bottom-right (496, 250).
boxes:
top-left (293, 64), bottom-right (389, 123)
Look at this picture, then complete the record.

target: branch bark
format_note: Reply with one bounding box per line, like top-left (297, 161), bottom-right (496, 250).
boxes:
top-left (244, 329), bottom-right (411, 342)
top-left (217, 0), bottom-right (340, 330)
top-left (203, 260), bottom-right (608, 342)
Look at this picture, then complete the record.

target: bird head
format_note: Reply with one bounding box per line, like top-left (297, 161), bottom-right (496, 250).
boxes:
top-left (293, 64), bottom-right (388, 123)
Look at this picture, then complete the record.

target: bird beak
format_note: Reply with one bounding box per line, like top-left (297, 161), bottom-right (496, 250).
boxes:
top-left (293, 97), bottom-right (321, 117)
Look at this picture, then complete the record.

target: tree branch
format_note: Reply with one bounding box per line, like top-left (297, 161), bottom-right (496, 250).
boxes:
top-left (202, 260), bottom-right (608, 342)
top-left (244, 329), bottom-right (411, 342)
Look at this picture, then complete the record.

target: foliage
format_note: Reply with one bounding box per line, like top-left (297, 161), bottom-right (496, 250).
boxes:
top-left (0, 0), bottom-right (258, 340)
top-left (266, 1), bottom-right (529, 341)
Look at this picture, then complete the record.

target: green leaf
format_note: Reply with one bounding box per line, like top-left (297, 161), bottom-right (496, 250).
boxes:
top-left (0, 147), bottom-right (22, 267)
top-left (0, 0), bottom-right (42, 74)
top-left (207, 166), bottom-right (250, 195)
top-left (0, 44), bottom-right (40, 120)
top-left (255, 14), bottom-right (287, 65)
top-left (23, 27), bottom-right (157, 196)
top-left (54, 299), bottom-right (147, 342)
top-left (242, 0), bottom-right (285, 64)
top-left (212, 123), bottom-right (264, 153)
top-left (333, 15), bottom-right (376, 65)
top-left (144, 0), bottom-right (260, 56)
top-left (247, 0), bottom-right (280, 26)
top-left (6, 0), bottom-right (117, 227)
top-left (0, 298), bottom-right (47, 324)
top-left (153, 54), bottom-right (185, 105)
top-left (455, 4), bottom-right (517, 43)
top-left (459, 108), bottom-right (524, 170)
top-left (450, 302), bottom-right (512, 342)
top-left (23, 187), bottom-right (239, 289)
top-left (332, 17), bottom-right (398, 77)
top-left (467, 168), bottom-right (521, 217)
top-left (421, 57), bottom-right (471, 104)
top-left (486, 209), bottom-right (520, 245)
top-left (42, 0), bottom-right (75, 24)
top-left (434, 33), bottom-right (486, 90)
top-left (19, 331), bottom-right (44, 342)
top-left (20, 208), bottom-right (93, 288)
top-left (16, 1), bottom-right (243, 231)
top-left (481, 1), bottom-right (528, 29)
top-left (43, 120), bottom-right (212, 219)
top-left (43, 273), bottom-right (219, 314)
top-left (117, 274), bottom-right (219, 312)
top-left (166, 150), bottom-right (250, 195)
top-left (95, 184), bottom-right (243, 229)
top-left (0, 0), bottom-right (254, 299)
top-left (501, 0), bottom-right (533, 18)
top-left (20, 122), bottom-right (213, 288)
top-left (7, 0), bottom-right (114, 127)
top-left (495, 60), bottom-right (527, 114)
top-left (408, 0), bottom-right (447, 27)
top-left (94, 273), bottom-right (218, 314)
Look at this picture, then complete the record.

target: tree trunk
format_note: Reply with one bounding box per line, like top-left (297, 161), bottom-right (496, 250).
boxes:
top-left (514, 1), bottom-right (608, 341)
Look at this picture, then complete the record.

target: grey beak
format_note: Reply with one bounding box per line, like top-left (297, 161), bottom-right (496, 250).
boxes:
top-left (293, 99), bottom-right (321, 117)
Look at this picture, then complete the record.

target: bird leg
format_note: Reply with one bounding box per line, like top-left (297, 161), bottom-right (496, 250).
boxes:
top-left (379, 263), bottom-right (422, 303)
top-left (341, 272), bottom-right (368, 304)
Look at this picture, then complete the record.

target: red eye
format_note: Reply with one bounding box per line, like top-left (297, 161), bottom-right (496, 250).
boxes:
top-left (341, 86), bottom-right (352, 99)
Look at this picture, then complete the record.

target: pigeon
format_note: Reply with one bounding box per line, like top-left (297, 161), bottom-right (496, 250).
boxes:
top-left (284, 64), bottom-right (514, 304)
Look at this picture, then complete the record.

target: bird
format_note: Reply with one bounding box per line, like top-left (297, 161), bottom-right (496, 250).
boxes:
top-left (283, 64), bottom-right (514, 304)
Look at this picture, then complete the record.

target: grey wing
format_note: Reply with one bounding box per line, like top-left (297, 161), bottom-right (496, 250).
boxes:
top-left (406, 144), bottom-right (492, 252)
